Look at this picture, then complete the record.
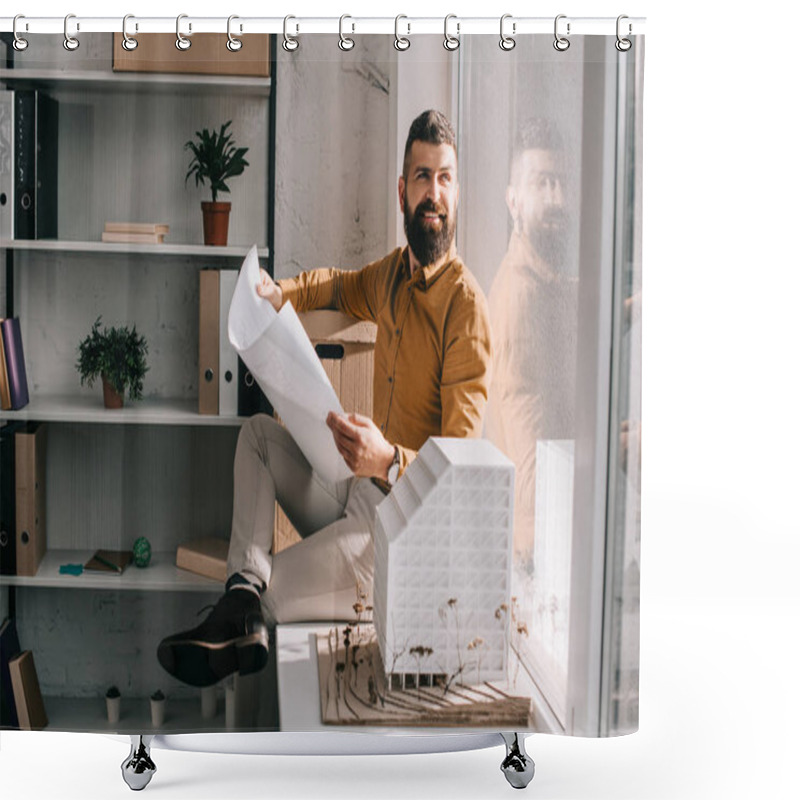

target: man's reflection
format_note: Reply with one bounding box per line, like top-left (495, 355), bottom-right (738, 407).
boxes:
top-left (486, 118), bottom-right (578, 569)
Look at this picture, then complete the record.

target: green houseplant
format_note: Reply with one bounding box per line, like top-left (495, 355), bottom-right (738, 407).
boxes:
top-left (185, 120), bottom-right (250, 246)
top-left (76, 317), bottom-right (149, 409)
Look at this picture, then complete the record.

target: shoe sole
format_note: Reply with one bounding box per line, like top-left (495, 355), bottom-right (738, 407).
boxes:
top-left (157, 631), bottom-right (269, 688)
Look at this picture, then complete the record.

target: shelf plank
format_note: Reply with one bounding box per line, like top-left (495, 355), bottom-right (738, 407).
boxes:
top-left (0, 239), bottom-right (268, 258)
top-left (0, 395), bottom-right (248, 427)
top-left (0, 68), bottom-right (272, 96)
top-left (0, 549), bottom-right (225, 592)
top-left (37, 695), bottom-right (232, 734)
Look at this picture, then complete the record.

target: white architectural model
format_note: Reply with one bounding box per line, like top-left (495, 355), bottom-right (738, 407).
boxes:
top-left (373, 438), bottom-right (515, 688)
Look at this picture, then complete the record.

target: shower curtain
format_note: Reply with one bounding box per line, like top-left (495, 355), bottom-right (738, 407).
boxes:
top-left (0, 17), bottom-right (642, 743)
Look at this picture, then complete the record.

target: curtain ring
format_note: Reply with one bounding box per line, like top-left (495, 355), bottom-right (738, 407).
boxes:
top-left (616, 15), bottom-right (632, 52)
top-left (553, 14), bottom-right (570, 52)
top-left (176, 14), bottom-right (191, 51)
top-left (394, 15), bottom-right (410, 51)
top-left (63, 13), bottom-right (80, 51)
top-left (121, 14), bottom-right (138, 51)
top-left (12, 15), bottom-right (29, 52)
top-left (499, 14), bottom-right (516, 51)
top-left (443, 14), bottom-right (460, 51)
top-left (339, 15), bottom-right (355, 51)
top-left (227, 15), bottom-right (243, 52)
top-left (283, 15), bottom-right (299, 52)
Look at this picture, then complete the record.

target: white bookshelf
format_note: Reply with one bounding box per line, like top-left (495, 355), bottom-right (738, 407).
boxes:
top-left (0, 395), bottom-right (246, 426)
top-left (0, 68), bottom-right (271, 96)
top-left (0, 34), bottom-right (274, 709)
top-left (0, 239), bottom-right (269, 258)
top-left (40, 695), bottom-right (229, 734)
top-left (0, 549), bottom-right (224, 592)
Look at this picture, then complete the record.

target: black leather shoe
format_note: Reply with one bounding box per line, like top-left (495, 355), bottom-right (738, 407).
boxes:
top-left (157, 589), bottom-right (269, 687)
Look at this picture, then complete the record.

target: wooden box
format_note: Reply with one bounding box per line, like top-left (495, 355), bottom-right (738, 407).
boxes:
top-left (113, 33), bottom-right (270, 78)
top-left (273, 311), bottom-right (377, 553)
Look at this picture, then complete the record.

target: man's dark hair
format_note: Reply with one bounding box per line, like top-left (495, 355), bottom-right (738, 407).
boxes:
top-left (509, 117), bottom-right (564, 179)
top-left (403, 110), bottom-right (457, 177)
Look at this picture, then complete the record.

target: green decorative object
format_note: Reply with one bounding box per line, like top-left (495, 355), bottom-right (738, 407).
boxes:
top-left (133, 536), bottom-right (152, 568)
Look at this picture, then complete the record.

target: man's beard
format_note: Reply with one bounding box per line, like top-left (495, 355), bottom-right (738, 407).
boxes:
top-left (527, 209), bottom-right (568, 269)
top-left (404, 197), bottom-right (456, 268)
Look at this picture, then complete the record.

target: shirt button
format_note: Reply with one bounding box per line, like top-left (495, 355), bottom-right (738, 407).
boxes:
top-left (395, 328), bottom-right (400, 336)
top-left (380, 425), bottom-right (384, 431)
top-left (388, 376), bottom-right (393, 383)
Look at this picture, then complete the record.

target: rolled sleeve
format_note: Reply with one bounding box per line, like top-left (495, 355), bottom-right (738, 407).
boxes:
top-left (276, 262), bottom-right (381, 321)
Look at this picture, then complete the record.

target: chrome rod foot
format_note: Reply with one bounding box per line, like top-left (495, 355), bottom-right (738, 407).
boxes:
top-left (121, 735), bottom-right (157, 791)
top-left (500, 732), bottom-right (535, 789)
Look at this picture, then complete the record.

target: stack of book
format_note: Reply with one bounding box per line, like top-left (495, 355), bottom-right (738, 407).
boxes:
top-left (0, 317), bottom-right (29, 412)
top-left (101, 222), bottom-right (170, 244)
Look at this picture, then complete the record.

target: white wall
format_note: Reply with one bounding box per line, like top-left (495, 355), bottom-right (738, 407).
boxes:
top-left (274, 35), bottom-right (394, 277)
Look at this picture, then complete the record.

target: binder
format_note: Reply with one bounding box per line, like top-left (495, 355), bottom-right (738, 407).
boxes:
top-left (8, 650), bottom-right (48, 730)
top-left (237, 357), bottom-right (272, 417)
top-left (0, 318), bottom-right (30, 410)
top-left (0, 90), bottom-right (13, 240)
top-left (15, 422), bottom-right (47, 577)
top-left (198, 269), bottom-right (220, 415)
top-left (14, 89), bottom-right (58, 240)
top-left (0, 421), bottom-right (24, 576)
top-left (0, 318), bottom-right (11, 410)
top-left (0, 617), bottom-right (21, 728)
top-left (219, 270), bottom-right (238, 416)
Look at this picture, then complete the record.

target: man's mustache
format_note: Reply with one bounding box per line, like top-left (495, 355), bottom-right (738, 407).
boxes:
top-left (415, 200), bottom-right (447, 219)
top-left (541, 209), bottom-right (567, 228)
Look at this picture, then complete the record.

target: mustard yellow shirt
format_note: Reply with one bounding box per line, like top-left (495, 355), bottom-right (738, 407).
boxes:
top-left (277, 247), bottom-right (492, 479)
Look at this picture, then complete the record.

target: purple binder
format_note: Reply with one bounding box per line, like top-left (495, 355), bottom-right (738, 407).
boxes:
top-left (0, 319), bottom-right (29, 411)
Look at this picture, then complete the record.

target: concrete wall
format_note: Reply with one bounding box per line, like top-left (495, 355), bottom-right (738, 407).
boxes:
top-left (274, 35), bottom-right (395, 278)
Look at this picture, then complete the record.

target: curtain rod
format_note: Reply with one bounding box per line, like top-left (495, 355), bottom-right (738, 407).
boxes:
top-left (0, 16), bottom-right (646, 37)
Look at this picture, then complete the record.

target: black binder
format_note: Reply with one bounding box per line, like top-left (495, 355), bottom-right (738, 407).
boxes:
top-left (14, 90), bottom-right (58, 240)
top-left (237, 357), bottom-right (272, 417)
top-left (0, 421), bottom-right (24, 576)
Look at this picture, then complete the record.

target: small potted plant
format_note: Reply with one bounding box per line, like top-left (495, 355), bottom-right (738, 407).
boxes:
top-left (150, 689), bottom-right (166, 728)
top-left (105, 685), bottom-right (121, 725)
top-left (76, 316), bottom-right (149, 409)
top-left (185, 120), bottom-right (250, 246)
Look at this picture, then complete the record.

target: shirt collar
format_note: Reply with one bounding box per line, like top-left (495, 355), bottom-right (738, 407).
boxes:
top-left (404, 246), bottom-right (457, 290)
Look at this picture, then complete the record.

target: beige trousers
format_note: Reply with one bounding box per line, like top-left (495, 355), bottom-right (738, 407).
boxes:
top-left (226, 414), bottom-right (380, 625)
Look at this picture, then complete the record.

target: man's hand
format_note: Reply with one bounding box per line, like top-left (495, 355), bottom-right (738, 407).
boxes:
top-left (256, 267), bottom-right (283, 311)
top-left (327, 411), bottom-right (395, 479)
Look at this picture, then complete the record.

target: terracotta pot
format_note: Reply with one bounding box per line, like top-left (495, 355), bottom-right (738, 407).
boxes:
top-left (201, 201), bottom-right (231, 246)
top-left (102, 376), bottom-right (124, 409)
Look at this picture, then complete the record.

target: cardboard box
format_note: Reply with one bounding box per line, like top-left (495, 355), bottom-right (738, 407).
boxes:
top-left (113, 33), bottom-right (270, 79)
top-left (273, 311), bottom-right (377, 554)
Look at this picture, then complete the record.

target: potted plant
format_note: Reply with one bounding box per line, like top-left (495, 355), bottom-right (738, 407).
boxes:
top-left (150, 689), bottom-right (166, 728)
top-left (185, 120), bottom-right (250, 246)
top-left (105, 685), bottom-right (121, 725)
top-left (76, 317), bottom-right (149, 409)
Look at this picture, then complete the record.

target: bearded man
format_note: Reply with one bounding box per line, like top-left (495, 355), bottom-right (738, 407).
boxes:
top-left (158, 109), bottom-right (492, 688)
top-left (486, 118), bottom-right (578, 566)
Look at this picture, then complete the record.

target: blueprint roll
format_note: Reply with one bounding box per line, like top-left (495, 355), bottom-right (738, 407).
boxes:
top-left (228, 245), bottom-right (352, 484)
